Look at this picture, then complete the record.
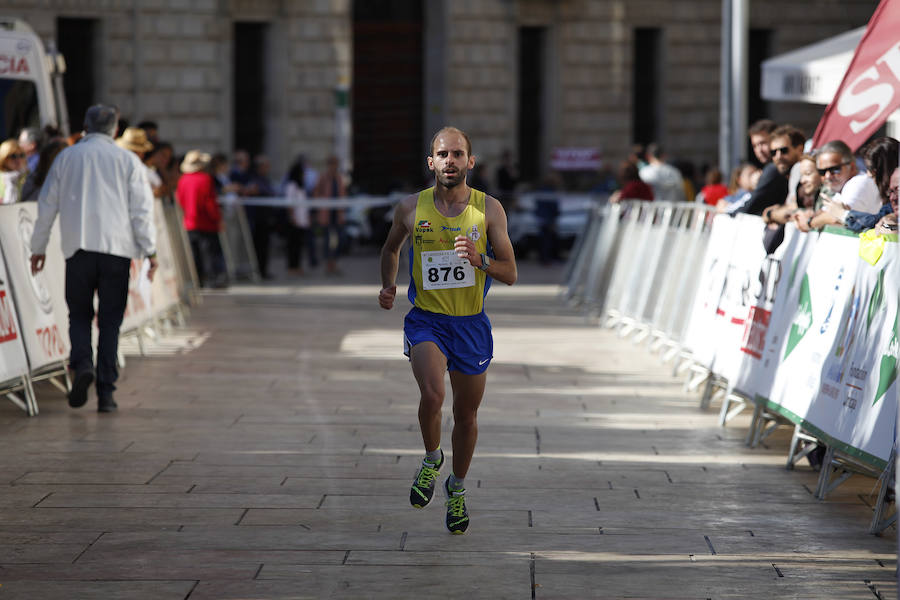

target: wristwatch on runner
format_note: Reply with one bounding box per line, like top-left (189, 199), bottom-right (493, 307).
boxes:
top-left (478, 253), bottom-right (491, 271)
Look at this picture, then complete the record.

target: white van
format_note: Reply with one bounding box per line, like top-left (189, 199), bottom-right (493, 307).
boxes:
top-left (0, 18), bottom-right (68, 139)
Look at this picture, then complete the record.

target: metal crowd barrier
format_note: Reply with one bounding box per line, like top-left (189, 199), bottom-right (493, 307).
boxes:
top-left (563, 200), bottom-right (897, 535)
top-left (563, 200), bottom-right (715, 363)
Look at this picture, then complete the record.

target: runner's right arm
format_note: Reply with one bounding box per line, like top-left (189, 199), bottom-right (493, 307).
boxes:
top-left (379, 195), bottom-right (415, 310)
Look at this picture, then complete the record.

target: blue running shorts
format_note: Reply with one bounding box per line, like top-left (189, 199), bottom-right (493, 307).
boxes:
top-left (403, 307), bottom-right (493, 375)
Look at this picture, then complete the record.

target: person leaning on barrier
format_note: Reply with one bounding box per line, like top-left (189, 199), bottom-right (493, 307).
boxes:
top-left (748, 118), bottom-right (777, 167)
top-left (799, 140), bottom-right (883, 232)
top-left (873, 168), bottom-right (899, 235)
top-left (29, 104), bottom-right (157, 413)
top-left (731, 123), bottom-right (797, 216)
top-left (20, 137), bottom-right (69, 202)
top-left (756, 125), bottom-right (806, 225)
top-left (18, 126), bottom-right (42, 173)
top-left (818, 137), bottom-right (899, 234)
top-left (609, 160), bottom-right (653, 203)
top-left (755, 125), bottom-right (805, 252)
top-left (780, 155), bottom-right (824, 232)
top-left (716, 163), bottom-right (760, 212)
top-left (0, 139), bottom-right (28, 204)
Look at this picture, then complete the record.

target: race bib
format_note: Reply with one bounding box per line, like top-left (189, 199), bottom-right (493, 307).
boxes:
top-left (421, 250), bottom-right (475, 290)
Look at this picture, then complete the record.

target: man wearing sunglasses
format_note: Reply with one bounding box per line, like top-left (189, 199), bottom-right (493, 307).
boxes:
top-left (730, 123), bottom-right (799, 216)
top-left (815, 140), bottom-right (881, 215)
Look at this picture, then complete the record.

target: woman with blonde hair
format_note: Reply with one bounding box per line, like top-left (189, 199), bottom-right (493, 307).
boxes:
top-left (0, 139), bottom-right (28, 204)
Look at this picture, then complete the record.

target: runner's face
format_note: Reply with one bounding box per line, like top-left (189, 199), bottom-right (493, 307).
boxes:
top-left (428, 133), bottom-right (474, 189)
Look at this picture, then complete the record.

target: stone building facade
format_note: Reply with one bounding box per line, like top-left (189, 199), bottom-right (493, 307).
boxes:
top-left (2, 0), bottom-right (880, 191)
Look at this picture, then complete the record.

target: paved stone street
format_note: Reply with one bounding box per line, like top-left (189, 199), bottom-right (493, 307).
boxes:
top-left (0, 255), bottom-right (895, 599)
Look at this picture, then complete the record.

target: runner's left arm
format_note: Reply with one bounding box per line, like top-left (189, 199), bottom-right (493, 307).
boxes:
top-left (454, 195), bottom-right (517, 286)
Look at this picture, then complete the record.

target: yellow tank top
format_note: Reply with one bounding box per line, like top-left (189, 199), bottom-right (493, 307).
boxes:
top-left (408, 187), bottom-right (490, 316)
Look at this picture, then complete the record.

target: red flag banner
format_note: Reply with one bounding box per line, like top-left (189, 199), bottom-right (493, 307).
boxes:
top-left (812, 0), bottom-right (900, 151)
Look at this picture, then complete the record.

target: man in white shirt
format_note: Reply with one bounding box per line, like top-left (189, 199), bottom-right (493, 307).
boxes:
top-left (29, 104), bottom-right (158, 413)
top-left (638, 143), bottom-right (686, 203)
top-left (818, 140), bottom-right (881, 213)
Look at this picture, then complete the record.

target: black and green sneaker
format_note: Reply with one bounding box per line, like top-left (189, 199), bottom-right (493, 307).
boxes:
top-left (409, 450), bottom-right (444, 508)
top-left (444, 478), bottom-right (469, 534)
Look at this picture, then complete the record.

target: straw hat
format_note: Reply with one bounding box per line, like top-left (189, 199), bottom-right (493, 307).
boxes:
top-left (115, 127), bottom-right (153, 153)
top-left (180, 150), bottom-right (212, 174)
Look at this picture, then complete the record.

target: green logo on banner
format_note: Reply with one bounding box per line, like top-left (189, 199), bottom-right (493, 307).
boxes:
top-left (873, 306), bottom-right (899, 406)
top-left (866, 269), bottom-right (885, 339)
top-left (784, 274), bottom-right (812, 360)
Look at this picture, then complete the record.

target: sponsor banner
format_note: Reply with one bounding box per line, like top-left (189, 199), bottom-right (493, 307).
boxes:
top-left (0, 204), bottom-right (70, 370)
top-left (732, 225), bottom-right (818, 399)
top-left (764, 230), bottom-right (862, 431)
top-left (149, 200), bottom-right (181, 313)
top-left (0, 238), bottom-right (30, 384)
top-left (776, 230), bottom-right (898, 464)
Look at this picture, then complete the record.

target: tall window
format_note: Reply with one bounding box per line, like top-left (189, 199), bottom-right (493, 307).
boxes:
top-left (632, 28), bottom-right (662, 145)
top-left (518, 26), bottom-right (546, 183)
top-left (233, 22), bottom-right (267, 156)
top-left (748, 30), bottom-right (773, 121)
top-left (352, 0), bottom-right (423, 194)
top-left (57, 18), bottom-right (98, 128)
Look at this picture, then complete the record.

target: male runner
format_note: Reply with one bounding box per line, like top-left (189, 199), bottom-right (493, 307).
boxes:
top-left (379, 127), bottom-right (517, 534)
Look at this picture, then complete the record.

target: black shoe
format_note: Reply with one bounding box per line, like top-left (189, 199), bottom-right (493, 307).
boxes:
top-left (67, 371), bottom-right (94, 408)
top-left (444, 478), bottom-right (469, 534)
top-left (409, 450), bottom-right (444, 508)
top-left (97, 395), bottom-right (118, 413)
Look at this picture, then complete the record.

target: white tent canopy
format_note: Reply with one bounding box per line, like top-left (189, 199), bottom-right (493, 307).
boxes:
top-left (761, 27), bottom-right (864, 105)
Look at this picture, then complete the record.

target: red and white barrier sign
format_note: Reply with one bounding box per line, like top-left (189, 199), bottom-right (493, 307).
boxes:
top-left (0, 237), bottom-right (30, 384)
top-left (0, 204), bottom-right (70, 370)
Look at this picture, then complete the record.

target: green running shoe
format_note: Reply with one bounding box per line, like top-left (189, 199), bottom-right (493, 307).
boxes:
top-left (409, 450), bottom-right (444, 508)
top-left (444, 478), bottom-right (469, 534)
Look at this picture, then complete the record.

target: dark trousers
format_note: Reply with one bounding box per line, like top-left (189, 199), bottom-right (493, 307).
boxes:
top-left (286, 225), bottom-right (307, 269)
top-left (65, 250), bottom-right (131, 397)
top-left (188, 230), bottom-right (225, 287)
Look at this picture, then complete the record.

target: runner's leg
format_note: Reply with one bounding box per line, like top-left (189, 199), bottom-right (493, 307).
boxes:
top-left (448, 370), bottom-right (487, 478)
top-left (409, 341), bottom-right (447, 452)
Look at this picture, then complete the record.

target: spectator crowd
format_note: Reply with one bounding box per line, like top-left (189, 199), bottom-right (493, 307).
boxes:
top-left (607, 118), bottom-right (898, 251)
top-left (2, 112), bottom-right (355, 288)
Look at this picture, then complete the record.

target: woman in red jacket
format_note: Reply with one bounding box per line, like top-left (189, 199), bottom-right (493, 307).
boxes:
top-left (177, 150), bottom-right (227, 288)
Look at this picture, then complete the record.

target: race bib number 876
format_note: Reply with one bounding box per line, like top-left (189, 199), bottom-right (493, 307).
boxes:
top-left (421, 250), bottom-right (475, 290)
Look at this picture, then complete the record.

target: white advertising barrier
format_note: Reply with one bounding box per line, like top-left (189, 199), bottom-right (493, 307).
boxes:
top-left (709, 217), bottom-right (783, 384)
top-left (681, 214), bottom-right (741, 369)
top-left (120, 258), bottom-right (153, 333)
top-left (0, 240), bottom-right (31, 385)
top-left (149, 199), bottom-right (181, 314)
top-left (0, 204), bottom-right (70, 371)
top-left (732, 224), bottom-right (819, 399)
top-left (763, 230), bottom-right (899, 466)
